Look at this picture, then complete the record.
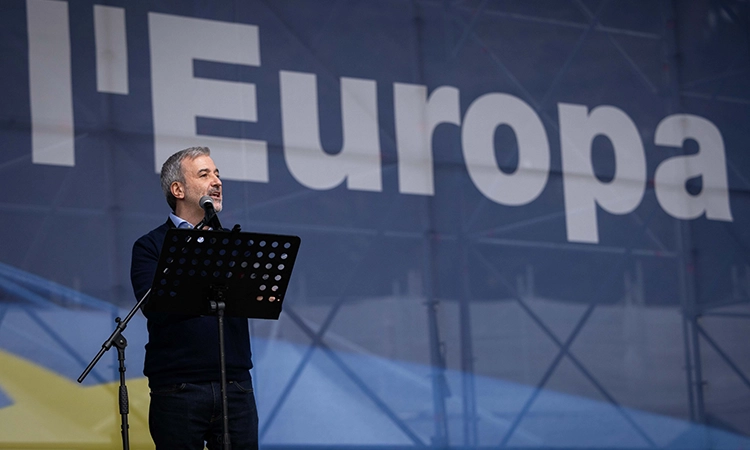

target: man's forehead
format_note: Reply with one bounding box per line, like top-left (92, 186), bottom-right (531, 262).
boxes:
top-left (182, 155), bottom-right (218, 173)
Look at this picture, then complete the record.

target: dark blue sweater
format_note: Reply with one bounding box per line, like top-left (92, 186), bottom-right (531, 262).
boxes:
top-left (130, 219), bottom-right (252, 388)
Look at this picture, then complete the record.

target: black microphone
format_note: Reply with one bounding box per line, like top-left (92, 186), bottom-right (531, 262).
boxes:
top-left (199, 195), bottom-right (215, 216)
top-left (196, 195), bottom-right (220, 229)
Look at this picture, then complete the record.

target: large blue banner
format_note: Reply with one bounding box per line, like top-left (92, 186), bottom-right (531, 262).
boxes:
top-left (1, 0), bottom-right (749, 448)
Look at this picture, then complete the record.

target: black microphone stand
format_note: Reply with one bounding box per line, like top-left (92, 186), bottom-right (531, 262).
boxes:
top-left (78, 199), bottom-right (222, 449)
top-left (78, 287), bottom-right (152, 450)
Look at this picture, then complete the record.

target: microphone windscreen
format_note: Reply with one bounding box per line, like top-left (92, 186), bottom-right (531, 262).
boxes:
top-left (199, 195), bottom-right (214, 209)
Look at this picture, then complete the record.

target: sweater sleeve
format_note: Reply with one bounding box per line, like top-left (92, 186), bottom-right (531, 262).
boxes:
top-left (131, 231), bottom-right (163, 320)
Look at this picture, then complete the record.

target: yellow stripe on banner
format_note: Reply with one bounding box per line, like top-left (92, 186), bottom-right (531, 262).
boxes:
top-left (0, 350), bottom-right (153, 449)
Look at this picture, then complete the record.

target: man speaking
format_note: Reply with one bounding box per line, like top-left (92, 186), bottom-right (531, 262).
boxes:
top-left (130, 147), bottom-right (258, 449)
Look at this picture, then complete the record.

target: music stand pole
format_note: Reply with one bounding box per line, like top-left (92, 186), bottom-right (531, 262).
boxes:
top-left (209, 288), bottom-right (231, 450)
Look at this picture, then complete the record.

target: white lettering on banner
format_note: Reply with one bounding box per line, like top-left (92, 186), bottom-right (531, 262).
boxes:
top-left (280, 71), bottom-right (382, 191)
top-left (559, 104), bottom-right (647, 244)
top-left (24, 9), bottom-right (735, 243)
top-left (654, 114), bottom-right (733, 221)
top-left (462, 93), bottom-right (551, 206)
top-left (27, 0), bottom-right (75, 166)
top-left (394, 84), bottom-right (461, 196)
top-left (94, 5), bottom-right (128, 95)
top-left (149, 13), bottom-right (268, 182)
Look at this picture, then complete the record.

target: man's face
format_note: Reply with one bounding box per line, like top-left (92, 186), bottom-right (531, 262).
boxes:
top-left (179, 154), bottom-right (223, 213)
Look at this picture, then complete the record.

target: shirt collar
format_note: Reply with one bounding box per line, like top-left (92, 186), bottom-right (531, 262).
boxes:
top-left (169, 212), bottom-right (194, 229)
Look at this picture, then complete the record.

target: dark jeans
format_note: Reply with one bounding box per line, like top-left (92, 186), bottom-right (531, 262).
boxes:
top-left (149, 379), bottom-right (259, 450)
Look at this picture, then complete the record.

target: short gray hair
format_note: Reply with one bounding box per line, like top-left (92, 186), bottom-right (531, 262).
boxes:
top-left (160, 147), bottom-right (211, 211)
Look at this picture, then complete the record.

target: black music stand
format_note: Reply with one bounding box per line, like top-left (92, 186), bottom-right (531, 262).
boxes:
top-left (145, 225), bottom-right (300, 449)
top-left (145, 225), bottom-right (300, 319)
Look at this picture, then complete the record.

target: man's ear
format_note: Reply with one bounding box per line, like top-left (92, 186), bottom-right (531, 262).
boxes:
top-left (170, 181), bottom-right (185, 200)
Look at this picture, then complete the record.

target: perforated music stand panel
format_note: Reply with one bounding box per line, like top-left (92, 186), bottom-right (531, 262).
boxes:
top-left (145, 228), bottom-right (301, 319)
